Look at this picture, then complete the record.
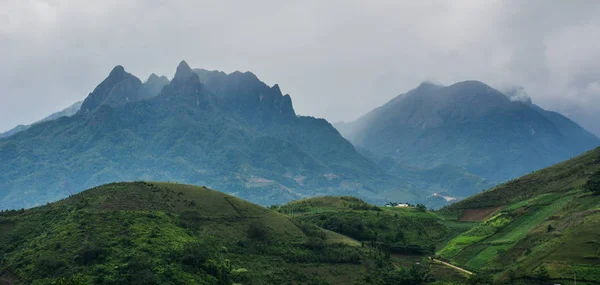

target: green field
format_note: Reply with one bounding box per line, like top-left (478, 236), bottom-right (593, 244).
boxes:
top-left (436, 147), bottom-right (600, 284)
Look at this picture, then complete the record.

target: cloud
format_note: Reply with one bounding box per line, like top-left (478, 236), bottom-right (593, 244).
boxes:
top-left (1, 0), bottom-right (600, 135)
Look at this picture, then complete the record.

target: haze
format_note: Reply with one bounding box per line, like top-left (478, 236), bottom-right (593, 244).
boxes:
top-left (2, 0), bottom-right (600, 135)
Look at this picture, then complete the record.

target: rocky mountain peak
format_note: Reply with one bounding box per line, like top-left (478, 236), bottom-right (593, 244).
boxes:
top-left (174, 60), bottom-right (194, 82)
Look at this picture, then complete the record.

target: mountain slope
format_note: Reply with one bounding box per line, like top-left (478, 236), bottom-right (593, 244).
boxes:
top-left (0, 182), bottom-right (375, 285)
top-left (337, 81), bottom-right (600, 184)
top-left (0, 61), bottom-right (400, 210)
top-left (0, 101), bottom-right (82, 138)
top-left (437, 147), bottom-right (600, 283)
top-left (278, 196), bottom-right (448, 253)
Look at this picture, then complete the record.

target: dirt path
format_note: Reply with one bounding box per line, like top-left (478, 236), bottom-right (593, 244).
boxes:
top-left (224, 197), bottom-right (244, 217)
top-left (431, 258), bottom-right (473, 275)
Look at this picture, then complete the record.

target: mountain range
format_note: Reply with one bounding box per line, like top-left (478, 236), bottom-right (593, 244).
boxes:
top-left (335, 81), bottom-right (600, 183)
top-left (2, 62), bottom-right (598, 211)
top-left (0, 61), bottom-right (404, 210)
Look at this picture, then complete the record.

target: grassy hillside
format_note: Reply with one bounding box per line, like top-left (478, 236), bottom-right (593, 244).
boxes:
top-left (437, 147), bottom-right (600, 284)
top-left (277, 196), bottom-right (447, 250)
top-left (0, 182), bottom-right (395, 285)
top-left (275, 197), bottom-right (471, 284)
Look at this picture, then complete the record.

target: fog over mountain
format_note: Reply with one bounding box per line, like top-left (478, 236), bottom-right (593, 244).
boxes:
top-left (2, 1), bottom-right (600, 135)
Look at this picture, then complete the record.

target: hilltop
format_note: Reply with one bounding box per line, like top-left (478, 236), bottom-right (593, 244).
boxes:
top-left (0, 182), bottom-right (377, 284)
top-left (336, 81), bottom-right (599, 188)
top-left (437, 146), bottom-right (600, 283)
top-left (278, 196), bottom-right (448, 252)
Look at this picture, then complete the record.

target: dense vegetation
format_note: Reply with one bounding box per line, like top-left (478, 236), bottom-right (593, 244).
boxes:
top-left (277, 197), bottom-right (448, 256)
top-left (336, 81), bottom-right (599, 186)
top-left (0, 182), bottom-right (473, 284)
top-left (437, 146), bottom-right (600, 284)
top-left (0, 182), bottom-right (378, 284)
top-left (586, 169), bottom-right (600, 195)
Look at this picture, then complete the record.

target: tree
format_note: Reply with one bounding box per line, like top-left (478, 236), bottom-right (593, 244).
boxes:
top-left (586, 170), bottom-right (600, 195)
top-left (534, 265), bottom-right (550, 285)
top-left (416, 204), bottom-right (427, 212)
top-left (247, 222), bottom-right (268, 241)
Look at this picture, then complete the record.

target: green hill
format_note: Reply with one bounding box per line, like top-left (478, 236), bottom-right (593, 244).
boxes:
top-left (437, 147), bottom-right (600, 284)
top-left (276, 197), bottom-right (471, 284)
top-left (278, 196), bottom-right (447, 254)
top-left (0, 182), bottom-right (386, 285)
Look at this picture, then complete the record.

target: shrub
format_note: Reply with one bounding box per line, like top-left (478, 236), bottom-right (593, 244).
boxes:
top-left (34, 256), bottom-right (68, 278)
top-left (181, 242), bottom-right (212, 268)
top-left (534, 265), bottom-right (550, 284)
top-left (586, 170), bottom-right (600, 195)
top-left (247, 222), bottom-right (269, 241)
top-left (76, 245), bottom-right (105, 265)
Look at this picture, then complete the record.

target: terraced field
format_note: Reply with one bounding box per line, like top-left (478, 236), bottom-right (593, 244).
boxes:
top-left (436, 147), bottom-right (600, 283)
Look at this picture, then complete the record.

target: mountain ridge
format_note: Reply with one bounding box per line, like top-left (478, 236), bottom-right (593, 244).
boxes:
top-left (0, 101), bottom-right (83, 139)
top-left (0, 61), bottom-right (401, 210)
top-left (336, 80), bottom-right (600, 184)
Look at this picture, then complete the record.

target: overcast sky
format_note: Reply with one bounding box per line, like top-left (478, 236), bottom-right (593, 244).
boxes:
top-left (2, 0), bottom-right (600, 135)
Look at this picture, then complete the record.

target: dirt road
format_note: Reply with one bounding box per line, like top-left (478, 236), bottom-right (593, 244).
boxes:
top-left (431, 258), bottom-right (473, 275)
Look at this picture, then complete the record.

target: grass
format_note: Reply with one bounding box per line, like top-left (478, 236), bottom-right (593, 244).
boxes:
top-left (0, 182), bottom-right (382, 285)
top-left (278, 196), bottom-right (449, 249)
top-left (434, 146), bottom-right (600, 283)
top-left (276, 196), bottom-right (470, 284)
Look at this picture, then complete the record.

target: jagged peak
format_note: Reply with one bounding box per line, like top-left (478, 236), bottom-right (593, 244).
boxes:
top-left (229, 70), bottom-right (259, 81)
top-left (109, 65), bottom-right (127, 78)
top-left (174, 60), bottom-right (194, 81)
top-left (271, 84), bottom-right (282, 94)
top-left (147, 73), bottom-right (159, 81)
top-left (145, 73), bottom-right (169, 83)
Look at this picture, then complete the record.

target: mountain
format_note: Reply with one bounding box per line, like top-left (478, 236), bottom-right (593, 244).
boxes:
top-left (437, 146), bottom-right (600, 283)
top-left (79, 66), bottom-right (168, 113)
top-left (0, 61), bottom-right (402, 210)
top-left (336, 81), bottom-right (600, 184)
top-left (0, 72), bottom-right (168, 140)
top-left (0, 101), bottom-right (83, 138)
top-left (0, 182), bottom-right (375, 284)
top-left (555, 103), bottom-right (600, 138)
